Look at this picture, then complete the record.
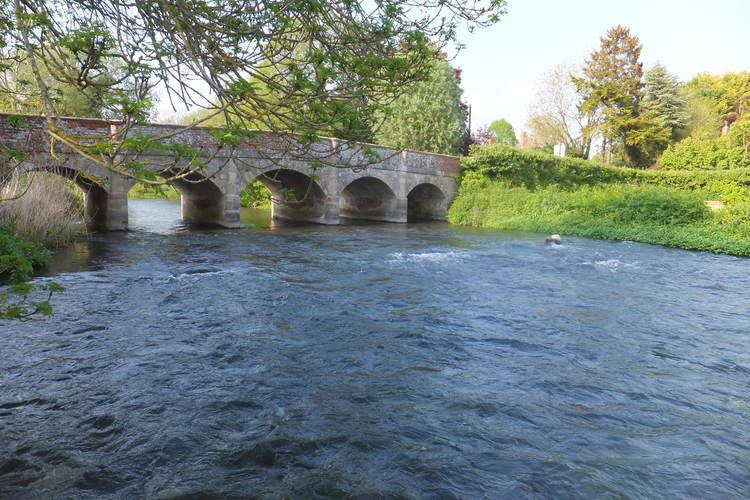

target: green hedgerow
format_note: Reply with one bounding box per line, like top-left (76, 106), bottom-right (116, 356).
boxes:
top-left (449, 145), bottom-right (750, 257)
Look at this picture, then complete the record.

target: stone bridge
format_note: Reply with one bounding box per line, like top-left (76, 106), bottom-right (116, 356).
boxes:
top-left (0, 114), bottom-right (460, 231)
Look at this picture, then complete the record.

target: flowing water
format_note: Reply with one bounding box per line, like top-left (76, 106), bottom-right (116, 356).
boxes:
top-left (1, 199), bottom-right (749, 498)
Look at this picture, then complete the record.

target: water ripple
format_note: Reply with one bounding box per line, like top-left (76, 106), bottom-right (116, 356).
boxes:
top-left (1, 200), bottom-right (749, 498)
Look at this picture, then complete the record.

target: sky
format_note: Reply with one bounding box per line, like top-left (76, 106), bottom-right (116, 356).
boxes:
top-left (454, 0), bottom-right (750, 135)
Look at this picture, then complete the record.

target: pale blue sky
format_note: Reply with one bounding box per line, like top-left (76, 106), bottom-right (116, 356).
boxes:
top-left (454, 0), bottom-right (749, 135)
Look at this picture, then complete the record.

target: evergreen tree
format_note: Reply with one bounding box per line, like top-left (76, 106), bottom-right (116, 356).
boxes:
top-left (574, 26), bottom-right (668, 166)
top-left (489, 118), bottom-right (518, 146)
top-left (375, 57), bottom-right (467, 155)
top-left (643, 64), bottom-right (688, 142)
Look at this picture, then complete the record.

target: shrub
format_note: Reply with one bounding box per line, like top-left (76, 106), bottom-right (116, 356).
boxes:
top-left (240, 180), bottom-right (272, 208)
top-left (607, 187), bottom-right (708, 225)
top-left (128, 182), bottom-right (181, 200)
top-left (0, 225), bottom-right (49, 283)
top-left (712, 202), bottom-right (750, 239)
top-left (461, 145), bottom-right (643, 189)
top-left (658, 136), bottom-right (750, 171)
top-left (461, 144), bottom-right (750, 203)
top-left (0, 224), bottom-right (64, 320)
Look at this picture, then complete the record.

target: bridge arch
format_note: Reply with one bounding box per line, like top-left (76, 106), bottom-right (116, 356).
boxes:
top-left (250, 168), bottom-right (329, 223)
top-left (11, 163), bottom-right (111, 231)
top-left (340, 176), bottom-right (401, 222)
top-left (155, 168), bottom-right (226, 227)
top-left (407, 182), bottom-right (447, 221)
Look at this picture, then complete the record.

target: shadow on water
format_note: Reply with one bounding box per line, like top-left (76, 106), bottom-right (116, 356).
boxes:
top-left (4, 198), bottom-right (750, 498)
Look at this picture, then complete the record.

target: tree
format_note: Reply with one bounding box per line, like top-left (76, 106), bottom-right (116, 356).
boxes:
top-left (573, 26), bottom-right (668, 166)
top-left (526, 64), bottom-right (601, 158)
top-left (470, 125), bottom-right (495, 146)
top-left (728, 114), bottom-right (750, 157)
top-left (684, 94), bottom-right (723, 139)
top-left (683, 72), bottom-right (750, 137)
top-left (488, 118), bottom-right (517, 146)
top-left (1, 0), bottom-right (505, 185)
top-left (642, 64), bottom-right (688, 142)
top-left (374, 56), bottom-right (468, 155)
top-left (0, 48), bottom-right (117, 117)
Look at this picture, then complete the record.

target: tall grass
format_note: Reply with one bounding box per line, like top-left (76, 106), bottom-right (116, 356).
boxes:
top-left (0, 173), bottom-right (86, 248)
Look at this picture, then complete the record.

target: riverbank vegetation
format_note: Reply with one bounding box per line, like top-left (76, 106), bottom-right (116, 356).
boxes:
top-left (128, 183), bottom-right (181, 201)
top-left (1, 174), bottom-right (86, 248)
top-left (129, 180), bottom-right (272, 209)
top-left (522, 27), bottom-right (749, 170)
top-left (449, 146), bottom-right (750, 256)
top-left (0, 174), bottom-right (77, 318)
top-left (454, 25), bottom-right (750, 256)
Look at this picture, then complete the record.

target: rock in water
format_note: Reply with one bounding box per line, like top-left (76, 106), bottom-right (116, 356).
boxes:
top-left (545, 234), bottom-right (562, 245)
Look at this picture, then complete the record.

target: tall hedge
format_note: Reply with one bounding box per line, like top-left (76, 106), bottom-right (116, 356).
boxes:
top-left (461, 145), bottom-right (750, 201)
top-left (658, 137), bottom-right (750, 171)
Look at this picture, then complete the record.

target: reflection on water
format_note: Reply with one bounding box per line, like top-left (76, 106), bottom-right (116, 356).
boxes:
top-left (2, 198), bottom-right (750, 498)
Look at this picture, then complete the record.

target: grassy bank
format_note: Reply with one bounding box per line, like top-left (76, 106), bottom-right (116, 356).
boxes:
top-left (128, 183), bottom-right (181, 200)
top-left (448, 146), bottom-right (750, 257)
top-left (0, 173), bottom-right (84, 279)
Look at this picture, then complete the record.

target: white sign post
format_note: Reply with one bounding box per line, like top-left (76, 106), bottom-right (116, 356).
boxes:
top-left (553, 143), bottom-right (567, 157)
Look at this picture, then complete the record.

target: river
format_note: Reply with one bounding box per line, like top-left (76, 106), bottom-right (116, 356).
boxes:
top-left (1, 198), bottom-right (749, 498)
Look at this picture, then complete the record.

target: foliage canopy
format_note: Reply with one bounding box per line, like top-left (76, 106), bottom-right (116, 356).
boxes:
top-left (488, 118), bottom-right (517, 147)
top-left (0, 0), bottom-right (505, 183)
top-left (374, 56), bottom-right (468, 155)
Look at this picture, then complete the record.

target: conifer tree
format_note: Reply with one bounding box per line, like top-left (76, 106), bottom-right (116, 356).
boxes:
top-left (643, 64), bottom-right (688, 142)
top-left (574, 26), bottom-right (668, 166)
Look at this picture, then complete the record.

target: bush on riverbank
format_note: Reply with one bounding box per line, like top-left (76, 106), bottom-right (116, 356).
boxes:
top-left (0, 175), bottom-right (71, 319)
top-left (658, 136), bottom-right (750, 171)
top-left (449, 145), bottom-right (750, 256)
top-left (0, 224), bottom-right (49, 283)
top-left (0, 223), bottom-right (63, 320)
top-left (240, 180), bottom-right (271, 208)
top-left (129, 180), bottom-right (272, 209)
top-left (461, 145), bottom-right (750, 201)
top-left (128, 182), bottom-right (181, 200)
